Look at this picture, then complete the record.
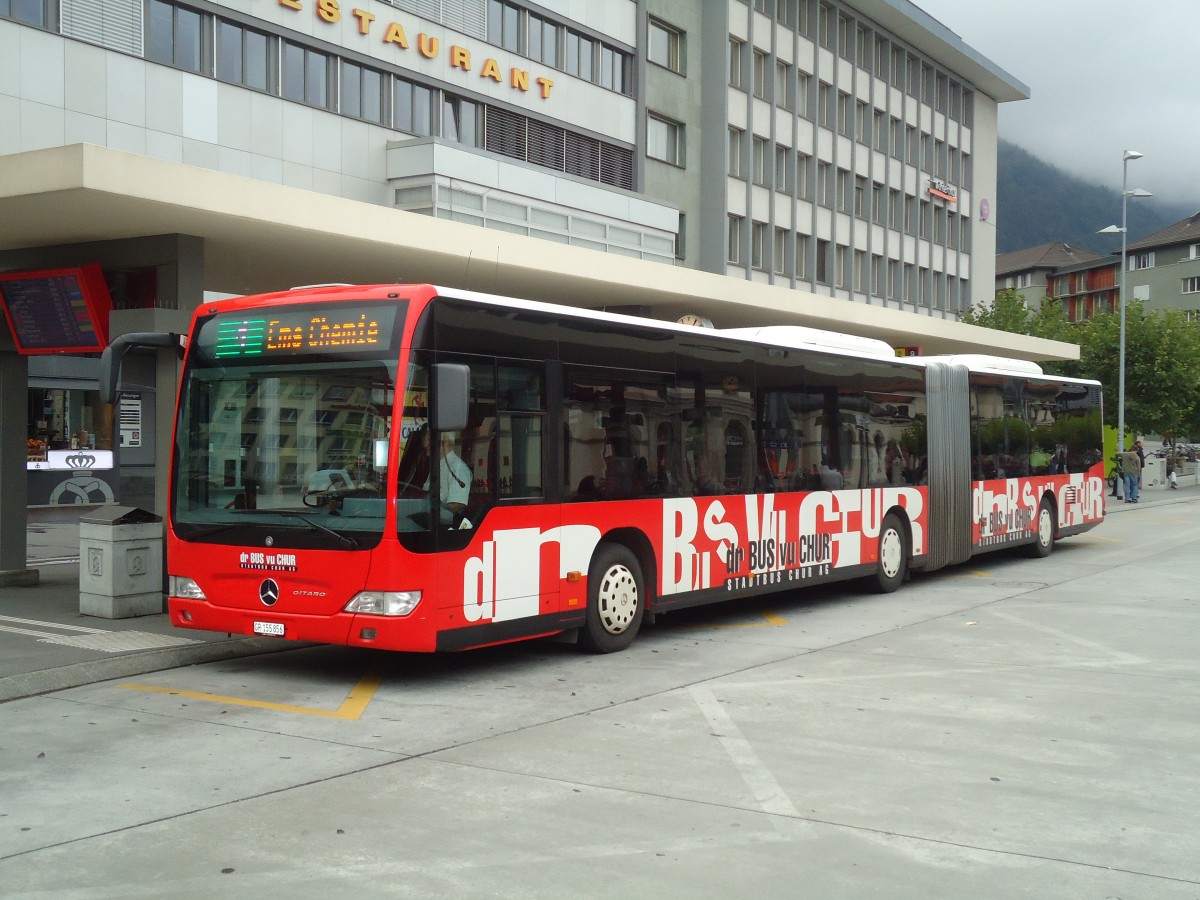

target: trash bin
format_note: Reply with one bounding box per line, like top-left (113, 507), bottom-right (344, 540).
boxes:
top-left (79, 506), bottom-right (164, 619)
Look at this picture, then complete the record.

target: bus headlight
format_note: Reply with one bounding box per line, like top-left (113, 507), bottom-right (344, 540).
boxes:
top-left (169, 576), bottom-right (207, 600)
top-left (344, 590), bottom-right (421, 616)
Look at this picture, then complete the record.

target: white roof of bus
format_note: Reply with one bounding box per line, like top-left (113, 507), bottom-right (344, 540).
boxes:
top-left (433, 285), bottom-right (902, 361)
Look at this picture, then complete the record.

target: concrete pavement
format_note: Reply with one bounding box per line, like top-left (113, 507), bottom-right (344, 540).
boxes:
top-left (2, 481), bottom-right (1195, 704)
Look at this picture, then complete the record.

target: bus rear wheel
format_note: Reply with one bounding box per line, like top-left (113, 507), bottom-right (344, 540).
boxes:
top-left (872, 513), bottom-right (907, 594)
top-left (579, 543), bottom-right (644, 654)
top-left (1024, 497), bottom-right (1056, 558)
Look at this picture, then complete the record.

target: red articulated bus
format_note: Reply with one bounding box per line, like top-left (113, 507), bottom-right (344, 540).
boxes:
top-left (101, 284), bottom-right (1106, 653)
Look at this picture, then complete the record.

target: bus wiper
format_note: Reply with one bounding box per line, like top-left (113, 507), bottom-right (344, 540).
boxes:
top-left (257, 509), bottom-right (360, 549)
top-left (184, 523), bottom-right (247, 540)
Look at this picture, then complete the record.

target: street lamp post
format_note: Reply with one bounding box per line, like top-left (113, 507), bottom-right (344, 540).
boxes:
top-left (1098, 151), bottom-right (1151, 477)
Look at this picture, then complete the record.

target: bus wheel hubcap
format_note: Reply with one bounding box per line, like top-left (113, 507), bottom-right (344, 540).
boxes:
top-left (598, 565), bottom-right (638, 634)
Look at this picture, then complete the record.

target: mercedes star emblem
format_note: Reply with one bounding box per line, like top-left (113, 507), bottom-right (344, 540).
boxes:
top-left (259, 578), bottom-right (280, 606)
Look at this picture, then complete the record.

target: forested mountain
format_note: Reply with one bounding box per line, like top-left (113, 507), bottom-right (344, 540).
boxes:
top-left (995, 140), bottom-right (1194, 254)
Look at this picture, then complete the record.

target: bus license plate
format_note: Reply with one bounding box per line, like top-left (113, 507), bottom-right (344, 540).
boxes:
top-left (254, 621), bottom-right (285, 637)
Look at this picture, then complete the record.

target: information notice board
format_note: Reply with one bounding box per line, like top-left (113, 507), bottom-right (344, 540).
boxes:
top-left (0, 264), bottom-right (113, 354)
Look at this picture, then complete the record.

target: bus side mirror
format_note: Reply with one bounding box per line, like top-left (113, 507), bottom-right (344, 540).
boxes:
top-left (432, 363), bottom-right (470, 432)
top-left (100, 332), bottom-right (184, 405)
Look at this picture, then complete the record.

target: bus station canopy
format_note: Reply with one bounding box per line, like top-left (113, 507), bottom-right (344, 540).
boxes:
top-left (0, 144), bottom-right (1077, 362)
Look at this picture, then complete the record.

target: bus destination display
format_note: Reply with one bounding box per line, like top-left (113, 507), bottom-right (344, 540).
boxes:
top-left (207, 304), bottom-right (400, 359)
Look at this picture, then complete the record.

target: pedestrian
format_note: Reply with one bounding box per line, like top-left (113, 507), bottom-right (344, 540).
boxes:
top-left (1120, 444), bottom-right (1142, 503)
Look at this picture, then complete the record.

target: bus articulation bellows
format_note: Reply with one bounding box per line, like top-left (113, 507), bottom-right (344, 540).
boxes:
top-left (101, 284), bottom-right (1106, 654)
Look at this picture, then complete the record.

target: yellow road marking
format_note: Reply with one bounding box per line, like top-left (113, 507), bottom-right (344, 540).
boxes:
top-left (700, 610), bottom-right (788, 630)
top-left (120, 668), bottom-right (384, 720)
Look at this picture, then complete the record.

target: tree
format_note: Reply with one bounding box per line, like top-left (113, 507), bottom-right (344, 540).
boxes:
top-left (965, 292), bottom-right (1200, 440)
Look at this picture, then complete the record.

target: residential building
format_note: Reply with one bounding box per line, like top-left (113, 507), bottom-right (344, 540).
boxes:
top-left (1000, 213), bottom-right (1200, 322)
top-left (1121, 212), bottom-right (1200, 318)
top-left (994, 241), bottom-right (1103, 308)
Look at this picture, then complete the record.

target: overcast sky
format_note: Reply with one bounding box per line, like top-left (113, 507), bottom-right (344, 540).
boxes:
top-left (914, 0), bottom-right (1200, 210)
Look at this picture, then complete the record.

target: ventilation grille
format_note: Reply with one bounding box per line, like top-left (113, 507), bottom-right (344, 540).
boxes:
top-left (485, 108), bottom-right (633, 190)
top-left (61, 0), bottom-right (143, 56)
top-left (380, 0), bottom-right (487, 39)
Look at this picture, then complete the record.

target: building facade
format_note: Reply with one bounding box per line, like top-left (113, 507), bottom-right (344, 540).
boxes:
top-left (998, 214), bottom-right (1200, 323)
top-left (1121, 212), bottom-right (1200, 318)
top-left (0, 0), bottom-right (1039, 578)
top-left (994, 241), bottom-right (1105, 311)
top-left (645, 0), bottom-right (1023, 317)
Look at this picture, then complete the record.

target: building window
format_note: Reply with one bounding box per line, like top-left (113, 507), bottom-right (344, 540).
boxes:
top-left (647, 114), bottom-right (684, 166)
top-left (599, 45), bottom-right (630, 93)
top-left (0, 0), bottom-right (49, 27)
top-left (854, 176), bottom-right (866, 217)
top-left (873, 109), bottom-right (886, 151)
top-left (774, 227), bottom-right (789, 275)
top-left (751, 221), bottom-right (767, 270)
top-left (836, 244), bottom-right (849, 288)
top-left (443, 96), bottom-right (480, 146)
top-left (649, 18), bottom-right (684, 74)
top-left (872, 253), bottom-right (884, 295)
top-left (728, 127), bottom-right (745, 178)
top-left (752, 49), bottom-right (769, 99)
top-left (728, 215), bottom-right (745, 264)
top-left (818, 83), bottom-right (833, 128)
top-left (217, 20), bottom-right (271, 92)
top-left (817, 161), bottom-right (832, 206)
top-left (856, 100), bottom-right (869, 143)
top-left (778, 0), bottom-right (799, 29)
top-left (564, 30), bottom-right (595, 82)
top-left (817, 3), bottom-right (832, 49)
top-left (837, 14), bottom-right (853, 59)
top-left (774, 144), bottom-right (791, 193)
top-left (889, 189), bottom-right (902, 230)
top-left (528, 13), bottom-right (559, 67)
top-left (796, 152), bottom-right (810, 199)
top-left (146, 0), bottom-right (204, 73)
top-left (871, 182), bottom-right (884, 224)
top-left (729, 37), bottom-right (745, 88)
top-left (775, 60), bottom-right (794, 110)
top-left (1132, 252), bottom-right (1155, 270)
top-left (795, 233), bottom-right (809, 278)
top-left (836, 168), bottom-right (850, 212)
top-left (837, 91), bottom-right (851, 136)
top-left (797, 72), bottom-right (810, 116)
top-left (752, 136), bottom-right (768, 185)
top-left (816, 239), bottom-right (830, 283)
top-left (854, 250), bottom-right (867, 292)
top-left (1189, 243), bottom-right (1200, 260)
top-left (393, 78), bottom-right (434, 136)
top-left (340, 61), bottom-right (385, 124)
top-left (488, 0), bottom-right (522, 53)
top-left (282, 41), bottom-right (330, 109)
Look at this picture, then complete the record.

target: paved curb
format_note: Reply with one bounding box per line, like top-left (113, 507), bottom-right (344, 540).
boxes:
top-left (0, 637), bottom-right (309, 704)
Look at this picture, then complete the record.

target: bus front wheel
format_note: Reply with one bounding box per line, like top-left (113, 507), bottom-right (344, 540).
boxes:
top-left (579, 543), bottom-right (644, 653)
top-left (872, 514), bottom-right (907, 594)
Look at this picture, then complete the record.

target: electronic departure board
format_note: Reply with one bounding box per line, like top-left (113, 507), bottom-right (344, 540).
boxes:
top-left (0, 264), bottom-right (113, 355)
top-left (196, 302), bottom-right (403, 361)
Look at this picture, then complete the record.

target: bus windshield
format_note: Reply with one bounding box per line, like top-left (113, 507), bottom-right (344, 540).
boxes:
top-left (172, 360), bottom-right (395, 548)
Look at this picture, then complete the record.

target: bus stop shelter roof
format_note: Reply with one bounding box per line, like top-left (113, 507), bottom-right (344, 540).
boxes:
top-left (0, 144), bottom-right (1077, 362)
